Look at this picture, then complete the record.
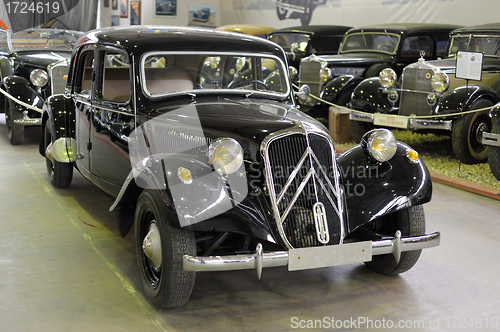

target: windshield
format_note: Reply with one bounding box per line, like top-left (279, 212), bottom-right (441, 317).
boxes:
top-left (7, 29), bottom-right (82, 53)
top-left (448, 34), bottom-right (500, 57)
top-left (141, 52), bottom-right (290, 98)
top-left (269, 33), bottom-right (310, 52)
top-left (341, 31), bottom-right (401, 54)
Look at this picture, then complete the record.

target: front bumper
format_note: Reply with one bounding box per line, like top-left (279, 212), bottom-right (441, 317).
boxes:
top-left (183, 231), bottom-right (440, 278)
top-left (350, 111), bottom-right (453, 131)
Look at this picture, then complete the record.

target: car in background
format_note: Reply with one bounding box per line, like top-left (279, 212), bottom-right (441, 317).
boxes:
top-left (40, 26), bottom-right (440, 308)
top-left (268, 25), bottom-right (351, 76)
top-left (0, 27), bottom-right (82, 144)
top-left (350, 23), bottom-right (500, 164)
top-left (298, 23), bottom-right (460, 119)
top-left (483, 103), bottom-right (500, 180)
top-left (215, 24), bottom-right (275, 38)
top-left (192, 8), bottom-right (210, 22)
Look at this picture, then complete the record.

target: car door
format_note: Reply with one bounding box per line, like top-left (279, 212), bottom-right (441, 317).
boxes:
top-left (88, 46), bottom-right (134, 187)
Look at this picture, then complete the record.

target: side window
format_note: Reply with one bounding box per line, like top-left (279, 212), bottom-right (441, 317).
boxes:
top-left (401, 36), bottom-right (432, 57)
top-left (436, 36), bottom-right (450, 58)
top-left (74, 50), bottom-right (94, 96)
top-left (101, 51), bottom-right (131, 103)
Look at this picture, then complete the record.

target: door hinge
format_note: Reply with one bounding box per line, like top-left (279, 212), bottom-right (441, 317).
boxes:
top-left (87, 142), bottom-right (92, 151)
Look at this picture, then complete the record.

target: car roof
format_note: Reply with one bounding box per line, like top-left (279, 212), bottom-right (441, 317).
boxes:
top-left (77, 26), bottom-right (285, 57)
top-left (450, 23), bottom-right (500, 35)
top-left (346, 23), bottom-right (462, 35)
top-left (270, 25), bottom-right (352, 36)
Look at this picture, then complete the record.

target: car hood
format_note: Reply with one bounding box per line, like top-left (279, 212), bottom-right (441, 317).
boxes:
top-left (425, 58), bottom-right (457, 73)
top-left (13, 51), bottom-right (72, 67)
top-left (313, 52), bottom-right (393, 65)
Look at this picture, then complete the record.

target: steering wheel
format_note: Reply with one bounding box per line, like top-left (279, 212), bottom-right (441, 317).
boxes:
top-left (228, 79), bottom-right (268, 90)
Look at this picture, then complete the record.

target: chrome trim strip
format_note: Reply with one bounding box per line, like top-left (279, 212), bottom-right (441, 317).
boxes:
top-left (409, 118), bottom-right (453, 131)
top-left (349, 111), bottom-right (374, 122)
top-left (483, 132), bottom-right (500, 147)
top-left (280, 168), bottom-right (313, 222)
top-left (276, 149), bottom-right (309, 205)
top-left (183, 231), bottom-right (440, 273)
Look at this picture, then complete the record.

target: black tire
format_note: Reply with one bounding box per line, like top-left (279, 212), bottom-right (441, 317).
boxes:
top-left (5, 97), bottom-right (24, 145)
top-left (276, 0), bottom-right (286, 20)
top-left (364, 205), bottom-right (425, 275)
top-left (488, 120), bottom-right (500, 181)
top-left (135, 190), bottom-right (196, 308)
top-left (452, 99), bottom-right (493, 164)
top-left (44, 121), bottom-right (73, 188)
top-left (348, 119), bottom-right (374, 143)
top-left (300, 0), bottom-right (313, 26)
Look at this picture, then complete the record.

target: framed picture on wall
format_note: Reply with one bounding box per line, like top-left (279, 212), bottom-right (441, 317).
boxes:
top-left (112, 0), bottom-right (118, 10)
top-left (131, 1), bottom-right (141, 25)
top-left (104, 0), bottom-right (109, 7)
top-left (120, 0), bottom-right (128, 17)
top-left (111, 15), bottom-right (119, 26)
top-left (155, 0), bottom-right (177, 16)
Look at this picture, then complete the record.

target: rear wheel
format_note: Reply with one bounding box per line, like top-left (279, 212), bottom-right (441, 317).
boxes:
top-left (452, 99), bottom-right (493, 164)
top-left (44, 121), bottom-right (73, 188)
top-left (488, 120), bottom-right (500, 180)
top-left (364, 205), bottom-right (425, 275)
top-left (135, 190), bottom-right (196, 308)
top-left (5, 98), bottom-right (24, 145)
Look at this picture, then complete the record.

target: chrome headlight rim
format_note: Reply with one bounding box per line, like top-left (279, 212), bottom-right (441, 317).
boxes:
top-left (208, 138), bottom-right (244, 175)
top-left (431, 72), bottom-right (450, 93)
top-left (379, 68), bottom-right (397, 89)
top-left (361, 129), bottom-right (398, 163)
top-left (30, 69), bottom-right (49, 87)
top-left (319, 67), bottom-right (332, 83)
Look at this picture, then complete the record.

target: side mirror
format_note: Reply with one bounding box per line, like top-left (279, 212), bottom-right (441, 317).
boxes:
top-left (295, 84), bottom-right (310, 100)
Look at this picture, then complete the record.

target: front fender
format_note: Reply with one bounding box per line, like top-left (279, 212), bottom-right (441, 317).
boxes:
top-left (337, 141), bottom-right (432, 233)
top-left (322, 75), bottom-right (364, 104)
top-left (39, 94), bottom-right (73, 157)
top-left (437, 84), bottom-right (500, 114)
top-left (1, 75), bottom-right (43, 116)
top-left (350, 77), bottom-right (400, 114)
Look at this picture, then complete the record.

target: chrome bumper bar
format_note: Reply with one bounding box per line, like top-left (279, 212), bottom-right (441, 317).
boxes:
top-left (349, 112), bottom-right (453, 131)
top-left (483, 132), bottom-right (500, 147)
top-left (183, 231), bottom-right (440, 279)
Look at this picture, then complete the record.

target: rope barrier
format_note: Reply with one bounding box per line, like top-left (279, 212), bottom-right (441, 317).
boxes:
top-left (292, 83), bottom-right (495, 119)
top-left (0, 87), bottom-right (43, 114)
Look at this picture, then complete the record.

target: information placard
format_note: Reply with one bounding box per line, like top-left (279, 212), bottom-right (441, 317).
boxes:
top-left (456, 51), bottom-right (483, 81)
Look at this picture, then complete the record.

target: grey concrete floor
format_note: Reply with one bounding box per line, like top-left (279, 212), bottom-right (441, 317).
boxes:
top-left (1, 114), bottom-right (500, 331)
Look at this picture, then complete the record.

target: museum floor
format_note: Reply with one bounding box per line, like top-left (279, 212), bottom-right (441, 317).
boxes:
top-left (1, 115), bottom-right (500, 331)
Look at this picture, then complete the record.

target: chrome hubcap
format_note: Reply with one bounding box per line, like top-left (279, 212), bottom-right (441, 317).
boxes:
top-left (142, 222), bottom-right (162, 269)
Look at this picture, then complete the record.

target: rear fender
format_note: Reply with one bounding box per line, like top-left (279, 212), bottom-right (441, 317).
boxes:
top-left (39, 94), bottom-right (74, 157)
top-left (337, 141), bottom-right (432, 233)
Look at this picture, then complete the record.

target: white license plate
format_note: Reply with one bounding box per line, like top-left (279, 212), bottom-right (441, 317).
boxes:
top-left (288, 241), bottom-right (372, 271)
top-left (373, 114), bottom-right (409, 129)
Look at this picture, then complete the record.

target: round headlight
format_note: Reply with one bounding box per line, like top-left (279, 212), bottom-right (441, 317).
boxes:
top-left (209, 138), bottom-right (244, 175)
top-left (319, 67), bottom-right (332, 82)
top-left (379, 68), bottom-right (397, 88)
top-left (362, 129), bottom-right (397, 162)
top-left (289, 66), bottom-right (298, 80)
top-left (30, 69), bottom-right (49, 87)
top-left (431, 72), bottom-right (450, 93)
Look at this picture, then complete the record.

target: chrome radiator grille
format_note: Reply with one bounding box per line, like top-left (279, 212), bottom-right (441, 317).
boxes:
top-left (49, 63), bottom-right (69, 95)
top-left (399, 67), bottom-right (434, 116)
top-left (299, 61), bottom-right (321, 97)
top-left (264, 131), bottom-right (343, 248)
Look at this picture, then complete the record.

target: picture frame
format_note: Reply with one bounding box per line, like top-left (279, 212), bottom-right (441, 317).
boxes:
top-left (104, 0), bottom-right (109, 7)
top-left (120, 0), bottom-right (128, 18)
top-left (111, 15), bottom-right (119, 26)
top-left (112, 0), bottom-right (118, 10)
top-left (155, 0), bottom-right (177, 17)
top-left (130, 1), bottom-right (141, 25)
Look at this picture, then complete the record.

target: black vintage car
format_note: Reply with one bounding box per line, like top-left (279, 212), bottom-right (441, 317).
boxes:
top-left (350, 23), bottom-right (500, 164)
top-left (268, 25), bottom-right (351, 76)
top-left (0, 27), bottom-right (82, 144)
top-left (298, 23), bottom-right (460, 118)
top-left (40, 26), bottom-right (439, 308)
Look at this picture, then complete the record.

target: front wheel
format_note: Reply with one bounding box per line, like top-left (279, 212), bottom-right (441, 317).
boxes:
top-left (135, 190), bottom-right (196, 308)
top-left (452, 99), bottom-right (493, 164)
top-left (364, 205), bottom-right (425, 275)
top-left (5, 98), bottom-right (24, 145)
top-left (488, 120), bottom-right (500, 180)
top-left (44, 121), bottom-right (73, 188)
